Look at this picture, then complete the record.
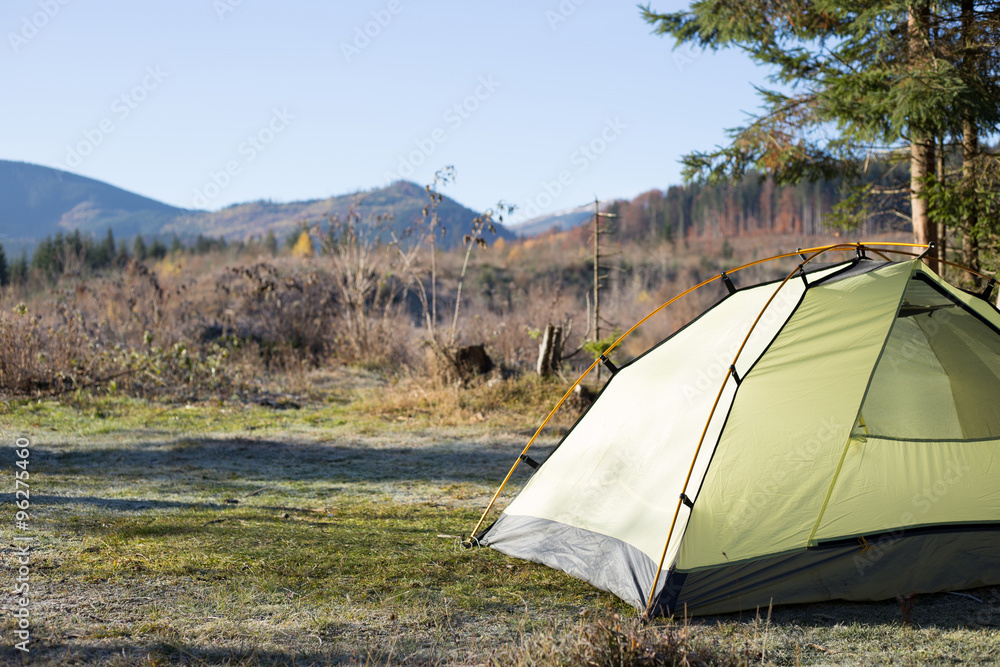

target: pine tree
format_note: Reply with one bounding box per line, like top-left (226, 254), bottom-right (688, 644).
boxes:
top-left (0, 242), bottom-right (8, 286)
top-left (32, 234), bottom-right (59, 278)
top-left (149, 237), bottom-right (168, 259)
top-left (643, 1), bottom-right (1000, 268)
top-left (100, 228), bottom-right (116, 268)
top-left (132, 235), bottom-right (148, 261)
top-left (10, 250), bottom-right (27, 285)
top-left (286, 227), bottom-right (304, 249)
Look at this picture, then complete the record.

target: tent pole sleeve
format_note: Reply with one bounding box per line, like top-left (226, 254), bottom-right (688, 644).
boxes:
top-left (981, 278), bottom-right (996, 302)
top-left (798, 264), bottom-right (809, 287)
top-left (518, 454), bottom-right (540, 470)
top-left (600, 354), bottom-right (619, 375)
top-left (721, 272), bottom-right (737, 294)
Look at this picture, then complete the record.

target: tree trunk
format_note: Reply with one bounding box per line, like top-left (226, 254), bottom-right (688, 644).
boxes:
top-left (961, 0), bottom-right (981, 285)
top-left (908, 6), bottom-right (939, 272)
top-left (961, 120), bottom-right (981, 284)
top-left (910, 137), bottom-right (938, 269)
top-left (936, 136), bottom-right (947, 281)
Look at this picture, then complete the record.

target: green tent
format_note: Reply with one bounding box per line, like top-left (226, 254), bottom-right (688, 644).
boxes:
top-left (472, 245), bottom-right (1000, 616)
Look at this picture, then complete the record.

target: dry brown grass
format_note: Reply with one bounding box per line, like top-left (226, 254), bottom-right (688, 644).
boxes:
top-left (1, 231), bottom-right (918, 403)
top-left (352, 373), bottom-right (585, 433)
top-left (0, 259), bottom-right (266, 400)
top-left (490, 613), bottom-right (749, 666)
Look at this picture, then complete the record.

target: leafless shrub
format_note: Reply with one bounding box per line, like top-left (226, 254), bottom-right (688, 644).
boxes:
top-left (214, 261), bottom-right (339, 368)
top-left (0, 260), bottom-right (250, 399)
top-left (322, 209), bottom-right (412, 367)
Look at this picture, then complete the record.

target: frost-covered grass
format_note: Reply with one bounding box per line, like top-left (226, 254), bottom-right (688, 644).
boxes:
top-left (2, 383), bottom-right (1000, 665)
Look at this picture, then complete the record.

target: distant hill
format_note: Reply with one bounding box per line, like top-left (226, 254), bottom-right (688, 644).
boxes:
top-left (0, 161), bottom-right (513, 254)
top-left (0, 160), bottom-right (187, 253)
top-left (163, 180), bottom-right (515, 248)
top-left (509, 202), bottom-right (610, 238)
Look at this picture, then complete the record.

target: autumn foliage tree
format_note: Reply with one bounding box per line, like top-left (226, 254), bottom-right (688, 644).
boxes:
top-left (291, 229), bottom-right (314, 258)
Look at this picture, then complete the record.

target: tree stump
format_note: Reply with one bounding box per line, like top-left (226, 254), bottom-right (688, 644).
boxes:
top-left (427, 343), bottom-right (494, 385)
top-left (536, 324), bottom-right (564, 377)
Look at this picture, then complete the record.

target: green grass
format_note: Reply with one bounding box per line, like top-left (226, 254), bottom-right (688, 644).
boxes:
top-left (0, 389), bottom-right (616, 664)
top-left (2, 385), bottom-right (1000, 665)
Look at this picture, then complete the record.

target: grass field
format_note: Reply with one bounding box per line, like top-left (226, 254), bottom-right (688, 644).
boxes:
top-left (3, 372), bottom-right (1000, 665)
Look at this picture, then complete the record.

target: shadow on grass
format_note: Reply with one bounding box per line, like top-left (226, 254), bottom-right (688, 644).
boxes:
top-left (2, 640), bottom-right (363, 666)
top-left (687, 584), bottom-right (1000, 631)
top-left (28, 436), bottom-right (551, 485)
top-left (0, 494), bottom-right (229, 511)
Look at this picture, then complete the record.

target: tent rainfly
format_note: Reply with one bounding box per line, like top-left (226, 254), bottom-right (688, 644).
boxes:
top-left (469, 243), bottom-right (1000, 617)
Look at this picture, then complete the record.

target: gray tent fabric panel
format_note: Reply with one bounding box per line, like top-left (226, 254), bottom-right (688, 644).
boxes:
top-left (652, 527), bottom-right (1000, 616)
top-left (480, 514), bottom-right (659, 610)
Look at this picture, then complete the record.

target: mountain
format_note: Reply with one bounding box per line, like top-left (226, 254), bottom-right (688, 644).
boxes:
top-left (162, 180), bottom-right (515, 248)
top-left (509, 202), bottom-right (608, 237)
top-left (0, 161), bottom-right (513, 253)
top-left (0, 160), bottom-right (187, 253)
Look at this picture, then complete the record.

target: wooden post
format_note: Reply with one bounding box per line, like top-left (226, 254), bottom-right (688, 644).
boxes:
top-left (552, 325), bottom-right (563, 375)
top-left (593, 197), bottom-right (600, 375)
top-left (590, 198), bottom-right (617, 385)
top-left (936, 134), bottom-right (947, 282)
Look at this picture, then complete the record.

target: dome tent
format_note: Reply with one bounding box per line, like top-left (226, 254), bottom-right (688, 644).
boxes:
top-left (469, 243), bottom-right (1000, 617)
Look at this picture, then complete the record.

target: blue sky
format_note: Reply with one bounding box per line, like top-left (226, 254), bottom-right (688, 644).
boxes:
top-left (3, 0), bottom-right (767, 224)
